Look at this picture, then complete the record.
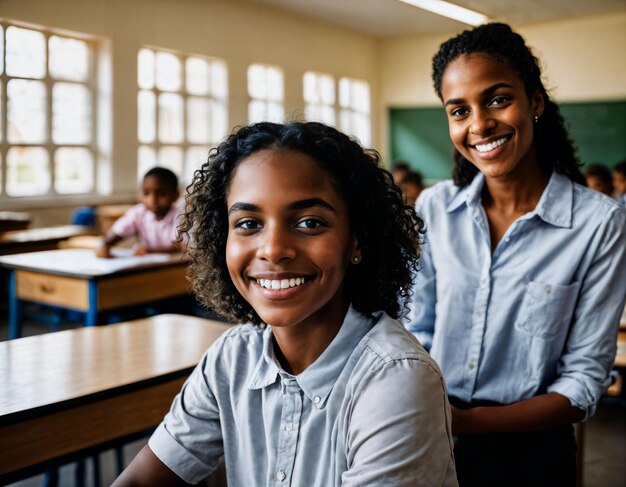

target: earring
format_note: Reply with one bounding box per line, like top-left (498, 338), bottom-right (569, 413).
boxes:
top-left (352, 256), bottom-right (361, 264)
top-left (534, 115), bottom-right (539, 123)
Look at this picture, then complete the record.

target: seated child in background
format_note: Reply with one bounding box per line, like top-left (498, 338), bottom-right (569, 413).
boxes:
top-left (400, 170), bottom-right (424, 206)
top-left (96, 167), bottom-right (182, 258)
top-left (613, 160), bottom-right (626, 205)
top-left (584, 163), bottom-right (614, 197)
top-left (112, 121), bottom-right (457, 486)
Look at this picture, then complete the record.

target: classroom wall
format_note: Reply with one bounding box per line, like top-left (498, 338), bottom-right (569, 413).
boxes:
top-left (0, 0), bottom-right (379, 224)
top-left (377, 11), bottom-right (626, 160)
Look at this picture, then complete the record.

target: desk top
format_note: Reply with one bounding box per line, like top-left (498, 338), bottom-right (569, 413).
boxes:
top-left (0, 211), bottom-right (31, 232)
top-left (0, 248), bottom-right (186, 277)
top-left (0, 314), bottom-right (232, 423)
top-left (0, 225), bottom-right (89, 246)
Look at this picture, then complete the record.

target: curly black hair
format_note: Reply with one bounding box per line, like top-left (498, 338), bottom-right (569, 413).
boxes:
top-left (179, 121), bottom-right (424, 325)
top-left (432, 22), bottom-right (585, 187)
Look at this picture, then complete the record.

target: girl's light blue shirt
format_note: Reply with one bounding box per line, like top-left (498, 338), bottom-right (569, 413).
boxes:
top-left (149, 307), bottom-right (458, 486)
top-left (407, 172), bottom-right (626, 419)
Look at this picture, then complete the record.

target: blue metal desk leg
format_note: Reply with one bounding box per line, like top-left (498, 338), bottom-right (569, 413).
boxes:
top-left (8, 270), bottom-right (22, 340)
top-left (86, 280), bottom-right (99, 326)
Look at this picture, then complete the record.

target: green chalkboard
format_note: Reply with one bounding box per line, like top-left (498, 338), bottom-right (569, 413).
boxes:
top-left (389, 100), bottom-right (626, 181)
top-left (560, 101), bottom-right (626, 167)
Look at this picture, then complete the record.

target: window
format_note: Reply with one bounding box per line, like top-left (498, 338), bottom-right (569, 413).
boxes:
top-left (338, 78), bottom-right (371, 146)
top-left (248, 64), bottom-right (284, 123)
top-left (303, 71), bottom-right (336, 126)
top-left (137, 48), bottom-right (228, 183)
top-left (0, 23), bottom-right (97, 198)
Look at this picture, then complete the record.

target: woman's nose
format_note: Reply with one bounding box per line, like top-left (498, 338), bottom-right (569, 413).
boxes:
top-left (257, 225), bottom-right (296, 263)
top-left (470, 108), bottom-right (496, 135)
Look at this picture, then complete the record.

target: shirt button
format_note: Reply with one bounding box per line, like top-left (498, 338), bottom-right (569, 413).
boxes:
top-left (276, 470), bottom-right (286, 481)
top-left (314, 396), bottom-right (321, 404)
top-left (468, 363), bottom-right (476, 369)
top-left (285, 423), bottom-right (293, 431)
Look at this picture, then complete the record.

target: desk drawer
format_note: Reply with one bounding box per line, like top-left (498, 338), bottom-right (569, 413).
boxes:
top-left (16, 270), bottom-right (89, 311)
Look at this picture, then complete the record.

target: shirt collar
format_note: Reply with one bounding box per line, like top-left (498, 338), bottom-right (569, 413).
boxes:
top-left (445, 171), bottom-right (573, 228)
top-left (247, 306), bottom-right (375, 408)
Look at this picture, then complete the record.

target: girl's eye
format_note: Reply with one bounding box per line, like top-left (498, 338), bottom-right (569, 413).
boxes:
top-left (295, 218), bottom-right (325, 230)
top-left (235, 219), bottom-right (261, 231)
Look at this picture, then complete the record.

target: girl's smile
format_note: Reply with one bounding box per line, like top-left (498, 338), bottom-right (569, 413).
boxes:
top-left (225, 149), bottom-right (359, 332)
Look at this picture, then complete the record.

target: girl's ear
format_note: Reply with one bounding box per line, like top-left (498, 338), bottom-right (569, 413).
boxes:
top-left (531, 90), bottom-right (544, 120)
top-left (350, 237), bottom-right (362, 265)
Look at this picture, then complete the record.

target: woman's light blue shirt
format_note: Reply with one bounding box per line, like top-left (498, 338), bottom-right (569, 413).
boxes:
top-left (149, 307), bottom-right (458, 486)
top-left (407, 172), bottom-right (626, 419)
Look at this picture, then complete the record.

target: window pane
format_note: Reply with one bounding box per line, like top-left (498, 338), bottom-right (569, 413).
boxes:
top-left (267, 102), bottom-right (284, 123)
top-left (138, 48), bottom-right (155, 90)
top-left (6, 147), bottom-right (50, 196)
top-left (0, 26), bottom-right (4, 74)
top-left (320, 75), bottom-right (335, 105)
top-left (210, 100), bottom-right (228, 143)
top-left (303, 72), bottom-right (317, 103)
top-left (158, 93), bottom-right (184, 143)
top-left (248, 64), bottom-right (267, 99)
top-left (155, 52), bottom-right (181, 92)
top-left (55, 147), bottom-right (94, 194)
top-left (339, 78), bottom-right (350, 107)
top-left (0, 83), bottom-right (3, 143)
top-left (6, 26), bottom-right (46, 78)
top-left (138, 90), bottom-right (156, 143)
top-left (266, 68), bottom-right (283, 101)
top-left (186, 57), bottom-right (209, 95)
top-left (53, 82), bottom-right (92, 144)
top-left (8, 79), bottom-right (46, 143)
top-left (157, 146), bottom-right (183, 177)
top-left (210, 61), bottom-right (228, 98)
top-left (248, 100), bottom-right (266, 124)
top-left (185, 146), bottom-right (209, 183)
top-left (138, 146), bottom-right (157, 180)
top-left (187, 97), bottom-right (210, 144)
top-left (49, 36), bottom-right (89, 81)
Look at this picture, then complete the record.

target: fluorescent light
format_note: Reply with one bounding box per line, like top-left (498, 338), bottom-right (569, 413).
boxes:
top-left (398, 0), bottom-right (490, 26)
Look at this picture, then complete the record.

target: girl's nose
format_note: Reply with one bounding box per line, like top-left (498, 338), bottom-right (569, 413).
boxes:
top-left (257, 225), bottom-right (296, 263)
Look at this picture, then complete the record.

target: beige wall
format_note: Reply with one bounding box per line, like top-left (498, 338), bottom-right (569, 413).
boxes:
top-left (376, 11), bottom-right (626, 158)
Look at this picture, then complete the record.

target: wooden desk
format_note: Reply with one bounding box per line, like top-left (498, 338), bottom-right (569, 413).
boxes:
top-left (0, 249), bottom-right (189, 339)
top-left (615, 330), bottom-right (626, 368)
top-left (0, 314), bottom-right (231, 484)
top-left (0, 211), bottom-right (31, 233)
top-left (0, 225), bottom-right (91, 256)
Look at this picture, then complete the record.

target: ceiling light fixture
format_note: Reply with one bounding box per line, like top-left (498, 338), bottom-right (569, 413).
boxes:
top-left (398, 0), bottom-right (490, 26)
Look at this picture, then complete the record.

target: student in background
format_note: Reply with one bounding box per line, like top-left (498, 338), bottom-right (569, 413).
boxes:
top-left (96, 167), bottom-right (181, 258)
top-left (407, 23), bottom-right (626, 485)
top-left (400, 170), bottom-right (425, 206)
top-left (390, 160), bottom-right (410, 185)
top-left (112, 122), bottom-right (457, 487)
top-left (584, 163), bottom-right (614, 196)
top-left (613, 160), bottom-right (626, 205)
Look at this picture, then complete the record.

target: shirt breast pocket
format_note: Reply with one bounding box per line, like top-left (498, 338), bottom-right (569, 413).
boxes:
top-left (516, 281), bottom-right (581, 339)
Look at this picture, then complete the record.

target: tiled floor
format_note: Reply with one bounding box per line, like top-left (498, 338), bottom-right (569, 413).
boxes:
top-left (2, 316), bottom-right (625, 486)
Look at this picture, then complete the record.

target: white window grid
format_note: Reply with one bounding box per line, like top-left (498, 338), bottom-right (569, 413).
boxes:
top-left (303, 71), bottom-right (336, 127)
top-left (338, 77), bottom-right (371, 147)
top-left (247, 63), bottom-right (285, 124)
top-left (137, 47), bottom-right (228, 184)
top-left (0, 21), bottom-right (98, 199)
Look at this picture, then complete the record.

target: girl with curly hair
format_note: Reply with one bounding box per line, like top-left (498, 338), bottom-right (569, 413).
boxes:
top-left (406, 23), bottom-right (626, 485)
top-left (114, 121), bottom-right (457, 486)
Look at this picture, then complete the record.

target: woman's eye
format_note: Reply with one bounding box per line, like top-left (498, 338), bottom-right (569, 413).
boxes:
top-left (296, 218), bottom-right (325, 230)
top-left (489, 95), bottom-right (510, 106)
top-left (235, 219), bottom-right (260, 230)
top-left (450, 107), bottom-right (469, 118)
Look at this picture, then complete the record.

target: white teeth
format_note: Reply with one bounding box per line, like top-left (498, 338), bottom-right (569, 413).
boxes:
top-left (475, 136), bottom-right (508, 153)
top-left (257, 277), bottom-right (306, 290)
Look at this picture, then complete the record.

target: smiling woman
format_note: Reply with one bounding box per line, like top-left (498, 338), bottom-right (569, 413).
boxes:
top-left (112, 121), bottom-right (459, 487)
top-left (406, 23), bottom-right (626, 486)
